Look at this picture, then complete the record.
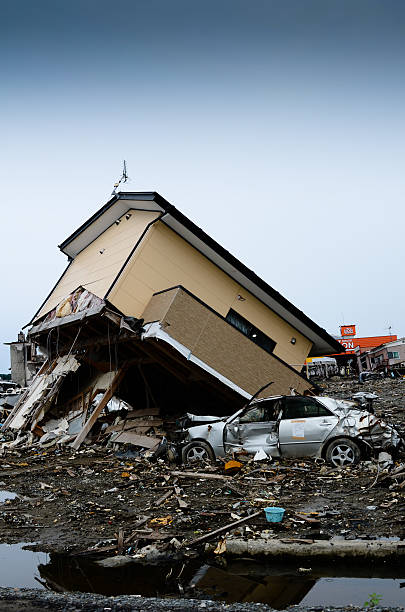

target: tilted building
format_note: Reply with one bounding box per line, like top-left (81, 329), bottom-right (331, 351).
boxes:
top-left (4, 192), bottom-right (343, 447)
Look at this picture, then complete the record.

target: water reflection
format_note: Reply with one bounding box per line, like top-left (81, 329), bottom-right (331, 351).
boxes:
top-left (0, 543), bottom-right (403, 609)
top-left (35, 553), bottom-right (405, 609)
top-left (191, 564), bottom-right (315, 608)
top-left (38, 555), bottom-right (198, 597)
top-left (0, 543), bottom-right (47, 589)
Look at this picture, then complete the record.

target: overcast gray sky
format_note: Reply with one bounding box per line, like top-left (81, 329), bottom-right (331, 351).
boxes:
top-left (1, 0), bottom-right (405, 372)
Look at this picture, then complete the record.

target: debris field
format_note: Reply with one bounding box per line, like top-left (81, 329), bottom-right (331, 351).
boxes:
top-left (0, 378), bottom-right (404, 557)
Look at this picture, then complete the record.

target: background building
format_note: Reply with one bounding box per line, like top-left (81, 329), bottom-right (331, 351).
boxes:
top-left (356, 337), bottom-right (405, 374)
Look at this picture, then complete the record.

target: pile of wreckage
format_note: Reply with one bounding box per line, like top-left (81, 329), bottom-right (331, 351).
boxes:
top-left (0, 354), bottom-right (168, 455)
top-left (0, 286), bottom-right (247, 456)
top-left (0, 289), bottom-right (169, 454)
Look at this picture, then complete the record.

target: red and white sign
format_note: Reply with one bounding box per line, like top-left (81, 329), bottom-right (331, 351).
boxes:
top-left (340, 325), bottom-right (356, 337)
top-left (340, 339), bottom-right (355, 350)
top-left (335, 335), bottom-right (398, 355)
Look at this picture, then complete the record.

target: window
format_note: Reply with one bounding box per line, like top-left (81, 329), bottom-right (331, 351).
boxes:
top-left (226, 309), bottom-right (276, 354)
top-left (388, 351), bottom-right (399, 359)
top-left (282, 397), bottom-right (332, 419)
top-left (239, 400), bottom-right (279, 423)
top-left (239, 406), bottom-right (267, 423)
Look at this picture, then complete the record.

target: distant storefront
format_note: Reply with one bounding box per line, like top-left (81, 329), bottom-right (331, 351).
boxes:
top-left (356, 337), bottom-right (405, 373)
top-left (305, 324), bottom-right (398, 375)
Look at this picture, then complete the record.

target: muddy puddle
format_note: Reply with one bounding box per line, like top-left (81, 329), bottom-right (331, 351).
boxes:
top-left (1, 544), bottom-right (404, 608)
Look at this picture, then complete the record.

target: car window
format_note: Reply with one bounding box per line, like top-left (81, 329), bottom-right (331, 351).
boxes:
top-left (239, 400), bottom-right (278, 423)
top-left (282, 397), bottom-right (332, 419)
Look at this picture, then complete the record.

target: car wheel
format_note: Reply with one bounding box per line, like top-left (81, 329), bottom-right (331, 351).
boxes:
top-left (325, 438), bottom-right (361, 467)
top-left (182, 441), bottom-right (215, 463)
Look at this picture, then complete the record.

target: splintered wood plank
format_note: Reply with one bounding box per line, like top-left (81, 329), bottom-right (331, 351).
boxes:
top-left (123, 419), bottom-right (163, 428)
top-left (103, 419), bottom-right (163, 434)
top-left (187, 511), bottom-right (262, 546)
top-left (103, 422), bottom-right (125, 434)
top-left (113, 431), bottom-right (161, 448)
top-left (171, 470), bottom-right (231, 481)
top-left (129, 426), bottom-right (152, 434)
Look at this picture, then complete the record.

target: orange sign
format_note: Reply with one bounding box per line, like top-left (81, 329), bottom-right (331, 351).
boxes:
top-left (337, 335), bottom-right (397, 354)
top-left (340, 325), bottom-right (356, 337)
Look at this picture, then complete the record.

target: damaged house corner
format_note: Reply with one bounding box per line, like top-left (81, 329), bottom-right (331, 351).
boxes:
top-left (2, 191), bottom-right (345, 454)
top-left (2, 288), bottom-right (257, 453)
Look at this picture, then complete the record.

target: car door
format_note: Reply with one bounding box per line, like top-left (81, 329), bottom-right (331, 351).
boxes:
top-left (224, 399), bottom-right (280, 456)
top-left (278, 397), bottom-right (338, 457)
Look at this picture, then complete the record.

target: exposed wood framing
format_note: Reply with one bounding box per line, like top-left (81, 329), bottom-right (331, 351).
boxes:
top-left (71, 367), bottom-right (127, 450)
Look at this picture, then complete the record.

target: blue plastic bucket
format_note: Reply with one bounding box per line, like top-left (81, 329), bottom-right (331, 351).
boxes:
top-left (264, 506), bottom-right (285, 523)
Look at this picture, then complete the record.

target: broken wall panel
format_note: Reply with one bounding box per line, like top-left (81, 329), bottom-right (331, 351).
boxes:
top-left (110, 431), bottom-right (161, 448)
top-left (4, 356), bottom-right (81, 431)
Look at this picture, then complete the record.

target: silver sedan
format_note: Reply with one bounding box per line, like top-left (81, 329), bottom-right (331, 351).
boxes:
top-left (180, 395), bottom-right (403, 467)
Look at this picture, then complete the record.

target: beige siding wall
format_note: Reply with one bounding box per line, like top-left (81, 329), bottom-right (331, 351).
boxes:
top-left (109, 222), bottom-right (313, 368)
top-left (34, 210), bottom-right (159, 321)
top-left (143, 288), bottom-right (312, 396)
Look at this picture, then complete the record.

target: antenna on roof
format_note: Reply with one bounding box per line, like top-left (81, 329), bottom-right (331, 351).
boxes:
top-left (386, 324), bottom-right (392, 339)
top-left (112, 160), bottom-right (129, 195)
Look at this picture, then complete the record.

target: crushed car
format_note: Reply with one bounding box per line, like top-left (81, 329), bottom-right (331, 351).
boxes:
top-left (178, 394), bottom-right (404, 467)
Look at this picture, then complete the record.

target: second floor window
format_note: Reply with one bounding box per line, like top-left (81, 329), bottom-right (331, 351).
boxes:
top-left (226, 309), bottom-right (276, 355)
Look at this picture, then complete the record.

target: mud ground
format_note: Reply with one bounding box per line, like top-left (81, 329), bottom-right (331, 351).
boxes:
top-left (0, 378), bottom-right (404, 555)
top-left (2, 588), bottom-right (403, 612)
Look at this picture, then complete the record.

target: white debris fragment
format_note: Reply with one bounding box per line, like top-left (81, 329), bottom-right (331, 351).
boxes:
top-left (253, 449), bottom-right (269, 461)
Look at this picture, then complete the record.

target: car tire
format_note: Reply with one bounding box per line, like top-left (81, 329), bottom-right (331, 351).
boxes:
top-left (325, 438), bottom-right (361, 467)
top-left (182, 441), bottom-right (215, 463)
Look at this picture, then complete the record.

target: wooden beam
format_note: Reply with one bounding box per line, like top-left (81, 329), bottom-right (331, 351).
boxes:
top-left (186, 511), bottom-right (262, 547)
top-left (62, 331), bottom-right (133, 352)
top-left (71, 367), bottom-right (127, 450)
top-left (170, 470), bottom-right (232, 481)
top-left (134, 341), bottom-right (190, 383)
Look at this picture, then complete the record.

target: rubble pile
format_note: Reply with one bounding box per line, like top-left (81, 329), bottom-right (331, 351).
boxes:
top-left (0, 354), bottom-right (171, 456)
top-left (0, 376), bottom-right (403, 560)
top-left (0, 442), bottom-right (404, 557)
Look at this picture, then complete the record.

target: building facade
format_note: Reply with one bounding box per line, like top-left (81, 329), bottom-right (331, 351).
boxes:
top-left (356, 337), bottom-right (405, 373)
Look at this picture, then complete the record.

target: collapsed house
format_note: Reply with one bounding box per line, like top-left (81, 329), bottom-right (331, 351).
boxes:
top-left (2, 192), bottom-right (343, 451)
